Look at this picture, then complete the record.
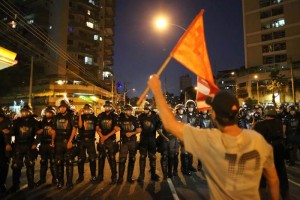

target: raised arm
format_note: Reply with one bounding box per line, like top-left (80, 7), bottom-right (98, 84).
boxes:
top-left (148, 74), bottom-right (185, 141)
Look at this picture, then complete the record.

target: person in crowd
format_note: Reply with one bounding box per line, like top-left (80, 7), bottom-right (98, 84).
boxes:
top-left (147, 74), bottom-right (279, 200)
top-left (35, 106), bottom-right (57, 187)
top-left (137, 102), bottom-right (161, 182)
top-left (96, 101), bottom-right (118, 184)
top-left (254, 106), bottom-right (290, 200)
top-left (76, 104), bottom-right (98, 184)
top-left (116, 104), bottom-right (141, 184)
top-left (53, 100), bottom-right (77, 190)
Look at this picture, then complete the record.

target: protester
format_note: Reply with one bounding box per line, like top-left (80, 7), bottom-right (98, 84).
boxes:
top-left (147, 74), bottom-right (279, 200)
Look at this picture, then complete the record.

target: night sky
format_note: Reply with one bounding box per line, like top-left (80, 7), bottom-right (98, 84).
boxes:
top-left (114, 0), bottom-right (244, 97)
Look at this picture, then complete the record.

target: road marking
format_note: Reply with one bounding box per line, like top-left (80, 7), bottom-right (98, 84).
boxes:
top-left (288, 179), bottom-right (300, 187)
top-left (167, 178), bottom-right (180, 200)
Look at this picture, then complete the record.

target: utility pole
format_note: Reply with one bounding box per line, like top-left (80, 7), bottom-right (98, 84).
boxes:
top-left (290, 58), bottom-right (295, 104)
top-left (28, 56), bottom-right (33, 107)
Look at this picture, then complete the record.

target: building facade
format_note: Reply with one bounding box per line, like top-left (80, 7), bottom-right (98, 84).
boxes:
top-left (0, 0), bottom-right (115, 114)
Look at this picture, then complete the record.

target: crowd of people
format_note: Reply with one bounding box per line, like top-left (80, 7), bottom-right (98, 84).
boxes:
top-left (0, 86), bottom-right (299, 199)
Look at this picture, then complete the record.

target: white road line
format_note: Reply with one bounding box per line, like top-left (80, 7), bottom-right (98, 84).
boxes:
top-left (167, 178), bottom-right (180, 200)
top-left (288, 179), bottom-right (300, 188)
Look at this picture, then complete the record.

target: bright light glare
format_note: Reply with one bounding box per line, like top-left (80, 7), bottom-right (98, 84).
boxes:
top-left (154, 16), bottom-right (168, 30)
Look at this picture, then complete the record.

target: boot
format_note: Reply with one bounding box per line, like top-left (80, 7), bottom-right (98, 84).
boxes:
top-left (181, 154), bottom-right (191, 176)
top-left (50, 161), bottom-right (58, 186)
top-left (137, 157), bottom-right (146, 182)
top-left (90, 160), bottom-right (97, 182)
top-left (107, 156), bottom-right (117, 184)
top-left (188, 154), bottom-right (197, 172)
top-left (97, 155), bottom-right (105, 182)
top-left (26, 166), bottom-right (35, 189)
top-left (161, 155), bottom-right (168, 180)
top-left (0, 160), bottom-right (9, 193)
top-left (168, 156), bottom-right (174, 178)
top-left (36, 164), bottom-right (47, 187)
top-left (66, 165), bottom-right (73, 190)
top-left (117, 162), bottom-right (125, 185)
top-left (56, 164), bottom-right (64, 189)
top-left (173, 154), bottom-right (179, 176)
top-left (8, 169), bottom-right (21, 193)
top-left (127, 159), bottom-right (134, 184)
top-left (76, 162), bottom-right (84, 184)
top-left (150, 157), bottom-right (159, 182)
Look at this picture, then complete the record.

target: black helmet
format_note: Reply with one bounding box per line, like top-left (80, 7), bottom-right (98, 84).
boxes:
top-left (124, 104), bottom-right (133, 111)
top-left (185, 100), bottom-right (196, 108)
top-left (45, 106), bottom-right (56, 115)
top-left (103, 100), bottom-right (113, 107)
top-left (144, 101), bottom-right (152, 111)
top-left (264, 106), bottom-right (277, 117)
top-left (59, 99), bottom-right (69, 108)
top-left (20, 104), bottom-right (32, 117)
top-left (175, 104), bottom-right (185, 111)
top-left (83, 104), bottom-right (94, 114)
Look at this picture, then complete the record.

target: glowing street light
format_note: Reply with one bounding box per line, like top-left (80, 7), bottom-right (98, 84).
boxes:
top-left (254, 75), bottom-right (259, 103)
top-left (153, 15), bottom-right (186, 31)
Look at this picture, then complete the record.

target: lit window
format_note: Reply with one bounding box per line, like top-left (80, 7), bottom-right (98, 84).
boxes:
top-left (99, 37), bottom-right (103, 41)
top-left (94, 35), bottom-right (99, 40)
top-left (84, 56), bottom-right (93, 65)
top-left (86, 21), bottom-right (94, 29)
top-left (87, 10), bottom-right (91, 15)
top-left (28, 19), bottom-right (34, 24)
top-left (49, 25), bottom-right (52, 29)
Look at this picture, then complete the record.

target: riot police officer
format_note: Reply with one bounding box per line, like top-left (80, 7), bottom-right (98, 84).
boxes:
top-left (185, 100), bottom-right (199, 173)
top-left (53, 100), bottom-right (77, 190)
top-left (9, 105), bottom-right (41, 192)
top-left (137, 102), bottom-right (161, 182)
top-left (36, 106), bottom-right (57, 187)
top-left (96, 101), bottom-right (118, 184)
top-left (0, 110), bottom-right (11, 195)
top-left (174, 104), bottom-right (192, 176)
top-left (285, 105), bottom-right (300, 166)
top-left (254, 106), bottom-right (290, 199)
top-left (75, 104), bottom-right (97, 184)
top-left (116, 104), bottom-right (141, 184)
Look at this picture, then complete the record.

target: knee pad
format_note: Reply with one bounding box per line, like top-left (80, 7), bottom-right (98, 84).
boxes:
top-left (119, 157), bottom-right (126, 164)
top-left (66, 159), bottom-right (73, 166)
top-left (89, 157), bottom-right (96, 163)
top-left (78, 157), bottom-right (85, 164)
top-left (25, 160), bottom-right (35, 167)
top-left (129, 156), bottom-right (136, 163)
top-left (149, 153), bottom-right (156, 160)
top-left (140, 154), bottom-right (146, 160)
top-left (40, 159), bottom-right (47, 165)
top-left (161, 154), bottom-right (168, 161)
top-left (56, 159), bottom-right (63, 166)
top-left (11, 161), bottom-right (23, 170)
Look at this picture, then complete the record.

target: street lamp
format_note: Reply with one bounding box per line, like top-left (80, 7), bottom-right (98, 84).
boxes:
top-left (254, 75), bottom-right (259, 103)
top-left (124, 88), bottom-right (135, 105)
top-left (182, 86), bottom-right (197, 103)
top-left (154, 16), bottom-right (187, 31)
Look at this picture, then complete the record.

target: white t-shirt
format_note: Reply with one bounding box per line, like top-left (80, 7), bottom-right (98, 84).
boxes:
top-left (183, 125), bottom-right (274, 200)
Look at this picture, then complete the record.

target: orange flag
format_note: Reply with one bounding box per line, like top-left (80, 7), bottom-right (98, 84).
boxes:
top-left (170, 9), bottom-right (219, 110)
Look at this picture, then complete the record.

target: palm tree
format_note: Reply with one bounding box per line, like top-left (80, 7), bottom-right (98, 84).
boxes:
top-left (266, 70), bottom-right (286, 107)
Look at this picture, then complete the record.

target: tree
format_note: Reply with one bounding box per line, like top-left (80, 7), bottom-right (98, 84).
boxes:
top-left (266, 70), bottom-right (286, 107)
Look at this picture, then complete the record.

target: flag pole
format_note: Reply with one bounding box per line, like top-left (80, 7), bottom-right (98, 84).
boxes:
top-left (137, 55), bottom-right (172, 105)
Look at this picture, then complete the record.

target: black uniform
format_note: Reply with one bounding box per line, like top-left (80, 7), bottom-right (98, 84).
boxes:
top-left (10, 115), bottom-right (40, 190)
top-left (156, 127), bottom-right (170, 180)
top-left (117, 114), bottom-right (141, 184)
top-left (186, 111), bottom-right (200, 173)
top-left (96, 111), bottom-right (118, 183)
top-left (53, 111), bottom-right (77, 189)
top-left (137, 111), bottom-right (161, 182)
top-left (36, 117), bottom-right (56, 186)
top-left (0, 114), bottom-right (11, 194)
top-left (254, 118), bottom-right (289, 199)
top-left (76, 113), bottom-right (97, 183)
top-left (285, 112), bottom-right (300, 166)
